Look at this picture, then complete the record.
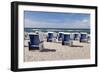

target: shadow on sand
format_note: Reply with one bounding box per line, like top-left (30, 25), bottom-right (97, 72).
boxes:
top-left (40, 48), bottom-right (56, 52)
top-left (71, 45), bottom-right (83, 47)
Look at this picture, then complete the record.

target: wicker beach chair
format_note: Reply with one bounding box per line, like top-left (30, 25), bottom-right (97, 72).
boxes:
top-left (47, 32), bottom-right (53, 42)
top-left (62, 33), bottom-right (73, 46)
top-left (80, 33), bottom-right (88, 42)
top-left (58, 32), bottom-right (64, 41)
top-left (73, 33), bottom-right (80, 40)
top-left (28, 34), bottom-right (44, 50)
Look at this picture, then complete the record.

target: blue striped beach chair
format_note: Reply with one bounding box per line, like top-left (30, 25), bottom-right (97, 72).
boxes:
top-left (73, 33), bottom-right (80, 40)
top-left (87, 34), bottom-right (90, 43)
top-left (80, 33), bottom-right (88, 42)
top-left (28, 34), bottom-right (44, 50)
top-left (58, 32), bottom-right (64, 41)
top-left (47, 32), bottom-right (53, 42)
top-left (62, 33), bottom-right (72, 46)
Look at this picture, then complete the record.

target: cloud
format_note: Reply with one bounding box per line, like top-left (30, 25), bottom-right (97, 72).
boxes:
top-left (70, 18), bottom-right (90, 28)
top-left (82, 19), bottom-right (89, 23)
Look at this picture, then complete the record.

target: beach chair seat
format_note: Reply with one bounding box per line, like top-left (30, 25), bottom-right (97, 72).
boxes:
top-left (28, 34), bottom-right (44, 50)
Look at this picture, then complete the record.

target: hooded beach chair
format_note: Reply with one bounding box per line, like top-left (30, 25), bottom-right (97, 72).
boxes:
top-left (62, 33), bottom-right (72, 46)
top-left (73, 33), bottom-right (80, 40)
top-left (47, 32), bottom-right (53, 42)
top-left (80, 33), bottom-right (88, 42)
top-left (53, 32), bottom-right (58, 42)
top-left (87, 34), bottom-right (90, 43)
top-left (58, 32), bottom-right (64, 41)
top-left (28, 34), bottom-right (44, 50)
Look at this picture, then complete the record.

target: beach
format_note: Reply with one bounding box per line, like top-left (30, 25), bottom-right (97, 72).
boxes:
top-left (24, 38), bottom-right (90, 62)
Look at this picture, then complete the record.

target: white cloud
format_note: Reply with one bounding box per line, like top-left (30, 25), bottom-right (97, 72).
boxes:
top-left (71, 18), bottom-right (90, 28)
top-left (82, 19), bottom-right (89, 23)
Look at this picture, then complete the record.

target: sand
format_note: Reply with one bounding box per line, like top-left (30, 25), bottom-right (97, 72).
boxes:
top-left (24, 39), bottom-right (90, 62)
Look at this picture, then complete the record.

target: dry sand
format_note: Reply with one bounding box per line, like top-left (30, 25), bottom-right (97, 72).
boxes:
top-left (24, 39), bottom-right (90, 62)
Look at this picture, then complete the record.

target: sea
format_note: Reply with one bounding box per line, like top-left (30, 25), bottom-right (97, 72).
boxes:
top-left (24, 28), bottom-right (90, 34)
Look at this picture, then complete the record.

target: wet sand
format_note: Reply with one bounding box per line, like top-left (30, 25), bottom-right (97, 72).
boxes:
top-left (24, 39), bottom-right (90, 62)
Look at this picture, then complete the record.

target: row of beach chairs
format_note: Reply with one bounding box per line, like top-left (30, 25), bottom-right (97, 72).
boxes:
top-left (28, 32), bottom-right (90, 50)
top-left (47, 32), bottom-right (90, 42)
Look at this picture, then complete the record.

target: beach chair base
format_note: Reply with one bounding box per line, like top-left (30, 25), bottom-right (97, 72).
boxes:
top-left (28, 42), bottom-right (39, 50)
top-left (62, 41), bottom-right (73, 46)
top-left (80, 39), bottom-right (88, 43)
top-left (47, 39), bottom-right (52, 42)
top-left (28, 42), bottom-right (44, 51)
top-left (53, 38), bottom-right (57, 42)
top-left (74, 38), bottom-right (79, 40)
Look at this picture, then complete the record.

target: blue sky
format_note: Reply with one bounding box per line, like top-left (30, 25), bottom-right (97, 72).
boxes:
top-left (24, 11), bottom-right (90, 29)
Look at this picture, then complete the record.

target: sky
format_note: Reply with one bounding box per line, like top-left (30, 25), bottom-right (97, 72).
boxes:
top-left (24, 11), bottom-right (90, 29)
